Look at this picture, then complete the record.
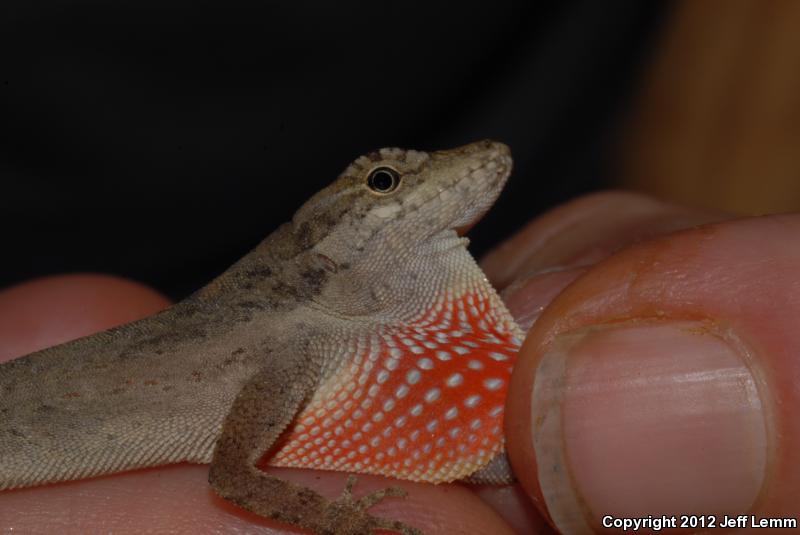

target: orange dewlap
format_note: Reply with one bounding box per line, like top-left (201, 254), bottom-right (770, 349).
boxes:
top-left (263, 288), bottom-right (520, 483)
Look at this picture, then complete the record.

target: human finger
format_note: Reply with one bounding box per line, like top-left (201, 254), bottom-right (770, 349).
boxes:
top-left (506, 215), bottom-right (800, 532)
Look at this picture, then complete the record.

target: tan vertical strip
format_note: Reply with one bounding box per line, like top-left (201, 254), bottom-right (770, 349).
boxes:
top-left (620, 0), bottom-right (800, 214)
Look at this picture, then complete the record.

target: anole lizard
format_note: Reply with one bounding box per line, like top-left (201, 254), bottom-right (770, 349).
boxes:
top-left (0, 140), bottom-right (523, 534)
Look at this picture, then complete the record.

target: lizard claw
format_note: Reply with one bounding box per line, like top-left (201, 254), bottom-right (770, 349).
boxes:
top-left (341, 474), bottom-right (358, 499)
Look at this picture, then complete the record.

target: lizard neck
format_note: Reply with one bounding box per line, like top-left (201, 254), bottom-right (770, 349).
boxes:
top-left (188, 223), bottom-right (328, 313)
top-left (309, 230), bottom-right (497, 323)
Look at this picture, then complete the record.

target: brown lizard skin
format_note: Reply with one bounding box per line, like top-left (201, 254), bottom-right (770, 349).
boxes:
top-left (0, 140), bottom-right (522, 534)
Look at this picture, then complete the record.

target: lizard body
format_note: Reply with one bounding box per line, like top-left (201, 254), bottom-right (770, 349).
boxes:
top-left (0, 140), bottom-right (521, 534)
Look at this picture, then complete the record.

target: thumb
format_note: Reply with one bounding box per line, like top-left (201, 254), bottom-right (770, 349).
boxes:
top-left (506, 215), bottom-right (800, 532)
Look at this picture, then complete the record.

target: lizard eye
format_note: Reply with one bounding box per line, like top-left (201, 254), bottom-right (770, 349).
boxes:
top-left (367, 167), bottom-right (400, 194)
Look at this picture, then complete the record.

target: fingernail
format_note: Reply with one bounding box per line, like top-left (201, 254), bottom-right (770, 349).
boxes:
top-left (531, 321), bottom-right (768, 533)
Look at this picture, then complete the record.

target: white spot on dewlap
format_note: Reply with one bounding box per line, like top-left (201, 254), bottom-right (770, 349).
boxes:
top-left (464, 395), bottom-right (481, 408)
top-left (424, 388), bottom-right (441, 403)
top-left (446, 373), bottom-right (463, 387)
top-left (417, 358), bottom-right (434, 370)
top-left (483, 378), bottom-right (504, 391)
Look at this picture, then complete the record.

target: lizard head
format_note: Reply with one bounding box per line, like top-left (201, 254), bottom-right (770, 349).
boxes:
top-left (293, 139), bottom-right (512, 248)
top-left (292, 140), bottom-right (512, 316)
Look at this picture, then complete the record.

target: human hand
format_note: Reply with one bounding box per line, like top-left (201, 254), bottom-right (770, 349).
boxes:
top-left (485, 192), bottom-right (799, 532)
top-left (4, 190), bottom-right (798, 533)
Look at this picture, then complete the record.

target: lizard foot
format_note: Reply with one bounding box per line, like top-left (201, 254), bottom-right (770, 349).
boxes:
top-left (322, 475), bottom-right (423, 535)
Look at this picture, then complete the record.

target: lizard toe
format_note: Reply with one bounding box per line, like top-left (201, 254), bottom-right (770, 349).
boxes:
top-left (324, 476), bottom-right (420, 535)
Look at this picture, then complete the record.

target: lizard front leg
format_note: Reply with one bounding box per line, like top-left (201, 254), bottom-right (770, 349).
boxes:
top-left (208, 357), bottom-right (421, 535)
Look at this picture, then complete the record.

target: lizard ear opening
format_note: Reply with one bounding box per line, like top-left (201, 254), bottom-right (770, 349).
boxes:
top-left (366, 167), bottom-right (401, 194)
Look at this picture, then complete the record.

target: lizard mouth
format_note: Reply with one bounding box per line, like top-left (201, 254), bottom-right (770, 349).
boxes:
top-left (455, 209), bottom-right (488, 236)
top-left (455, 172), bottom-right (510, 237)
top-left (440, 140), bottom-right (512, 238)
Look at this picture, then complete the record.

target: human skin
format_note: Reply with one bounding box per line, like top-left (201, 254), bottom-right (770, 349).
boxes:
top-left (1, 191), bottom-right (798, 533)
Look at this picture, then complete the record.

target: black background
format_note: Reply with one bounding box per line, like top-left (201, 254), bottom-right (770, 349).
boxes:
top-left (1, 1), bottom-right (670, 299)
